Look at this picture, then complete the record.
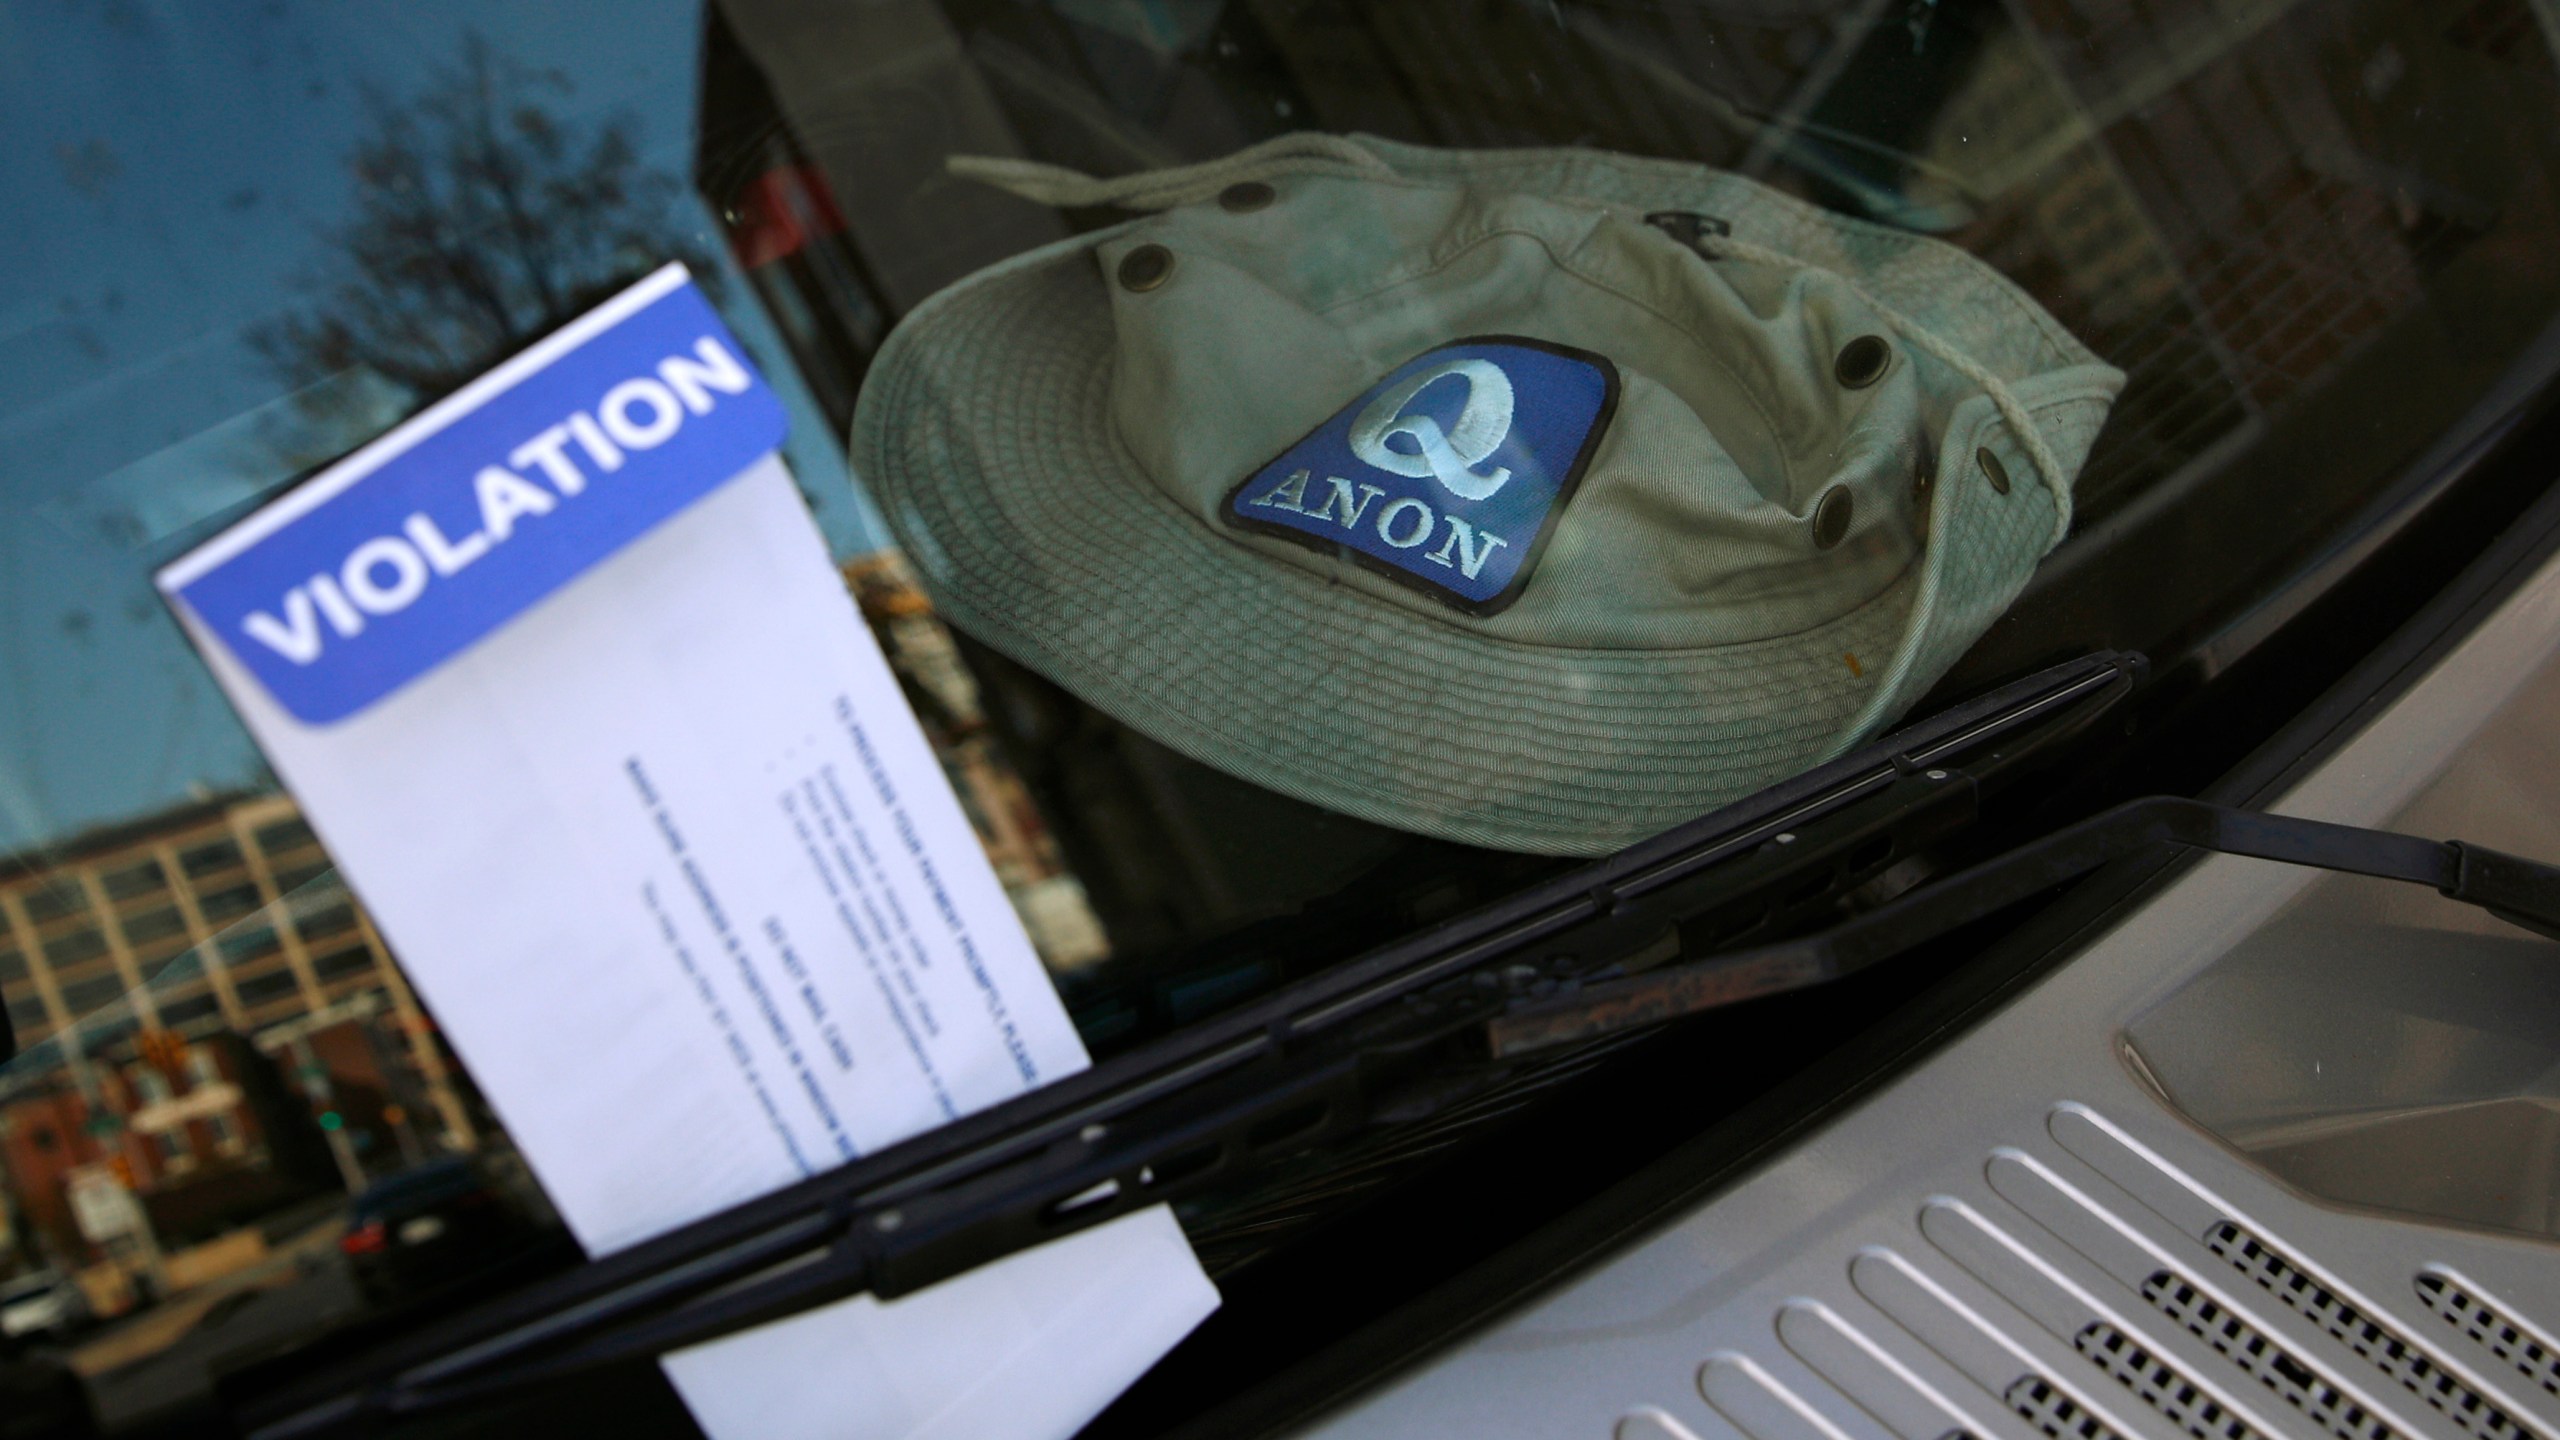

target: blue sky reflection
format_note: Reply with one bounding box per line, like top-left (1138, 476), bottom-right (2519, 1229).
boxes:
top-left (0, 0), bottom-right (883, 855)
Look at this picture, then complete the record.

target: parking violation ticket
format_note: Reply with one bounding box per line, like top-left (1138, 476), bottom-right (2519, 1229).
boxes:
top-left (156, 264), bottom-right (1217, 1440)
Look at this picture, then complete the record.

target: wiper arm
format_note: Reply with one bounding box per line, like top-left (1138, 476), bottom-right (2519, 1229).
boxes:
top-left (241, 652), bottom-right (2147, 1433)
top-left (1489, 797), bottom-right (2560, 1056)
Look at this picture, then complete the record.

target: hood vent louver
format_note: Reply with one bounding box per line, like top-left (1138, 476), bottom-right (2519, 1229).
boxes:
top-left (2144, 1270), bottom-right (2400, 1440)
top-left (2009, 1374), bottom-right (2133, 1440)
top-left (2074, 1321), bottom-right (2267, 1440)
top-left (2209, 1224), bottom-right (2542, 1440)
top-left (2419, 1273), bottom-right (2560, 1402)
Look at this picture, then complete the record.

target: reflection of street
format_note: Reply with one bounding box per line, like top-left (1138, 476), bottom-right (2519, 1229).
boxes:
top-left (63, 1200), bottom-right (354, 1434)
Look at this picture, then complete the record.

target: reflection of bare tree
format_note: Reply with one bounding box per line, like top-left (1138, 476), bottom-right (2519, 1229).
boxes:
top-left (253, 36), bottom-right (710, 409)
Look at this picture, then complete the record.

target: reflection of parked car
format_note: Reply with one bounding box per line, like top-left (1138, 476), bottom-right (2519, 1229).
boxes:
top-left (0, 1270), bottom-right (90, 1344)
top-left (339, 1158), bottom-right (536, 1307)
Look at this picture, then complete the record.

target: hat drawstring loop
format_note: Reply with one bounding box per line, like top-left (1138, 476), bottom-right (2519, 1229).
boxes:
top-left (949, 132), bottom-right (1393, 212)
top-left (1704, 232), bottom-right (2076, 543)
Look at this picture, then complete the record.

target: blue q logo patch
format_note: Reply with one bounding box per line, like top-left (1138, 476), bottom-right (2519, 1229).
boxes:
top-left (1221, 337), bottom-right (1617, 614)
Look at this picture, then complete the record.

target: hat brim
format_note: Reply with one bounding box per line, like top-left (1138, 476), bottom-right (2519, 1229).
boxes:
top-left (855, 235), bottom-right (1930, 857)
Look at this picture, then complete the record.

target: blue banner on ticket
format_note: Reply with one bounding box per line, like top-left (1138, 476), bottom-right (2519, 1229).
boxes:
top-left (160, 266), bottom-right (788, 725)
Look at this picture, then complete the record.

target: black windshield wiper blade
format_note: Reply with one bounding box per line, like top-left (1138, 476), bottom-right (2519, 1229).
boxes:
top-left (1488, 797), bottom-right (2560, 1056)
top-left (240, 652), bottom-right (2145, 1434)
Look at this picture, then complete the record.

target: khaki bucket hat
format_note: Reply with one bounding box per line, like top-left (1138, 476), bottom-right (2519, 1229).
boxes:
top-left (853, 134), bottom-right (2123, 856)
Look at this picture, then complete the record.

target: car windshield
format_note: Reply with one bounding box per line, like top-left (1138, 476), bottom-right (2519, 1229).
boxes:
top-left (3, 0), bottom-right (2556, 1432)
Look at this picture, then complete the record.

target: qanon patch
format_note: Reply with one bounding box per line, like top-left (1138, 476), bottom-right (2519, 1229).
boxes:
top-left (1221, 337), bottom-right (1617, 615)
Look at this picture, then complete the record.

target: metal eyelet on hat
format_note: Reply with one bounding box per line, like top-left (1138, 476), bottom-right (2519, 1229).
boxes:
top-left (1218, 181), bottom-right (1275, 213)
top-left (1976, 446), bottom-right (2011, 496)
top-left (1117, 244), bottom-right (1174, 292)
top-left (1813, 486), bottom-right (1854, 549)
top-left (1833, 335), bottom-right (1891, 389)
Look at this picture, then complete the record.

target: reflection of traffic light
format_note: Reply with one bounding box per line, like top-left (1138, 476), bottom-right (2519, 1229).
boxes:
top-left (317, 1110), bottom-right (343, 1133)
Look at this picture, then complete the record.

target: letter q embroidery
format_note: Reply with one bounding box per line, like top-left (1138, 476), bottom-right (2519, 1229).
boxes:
top-left (1347, 357), bottom-right (1516, 501)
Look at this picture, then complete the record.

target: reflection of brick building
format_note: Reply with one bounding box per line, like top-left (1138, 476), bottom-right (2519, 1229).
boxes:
top-left (1, 1088), bottom-right (122, 1267)
top-left (8, 794), bottom-right (396, 1045)
top-left (0, 791), bottom-right (479, 1269)
top-left (0, 1033), bottom-right (334, 1266)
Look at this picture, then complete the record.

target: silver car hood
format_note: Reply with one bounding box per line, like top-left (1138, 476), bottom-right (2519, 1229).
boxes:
top-left (1300, 550), bottom-right (2560, 1440)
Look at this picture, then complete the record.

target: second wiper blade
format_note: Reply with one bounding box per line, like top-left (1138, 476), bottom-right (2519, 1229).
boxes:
top-left (1488, 797), bottom-right (2560, 1056)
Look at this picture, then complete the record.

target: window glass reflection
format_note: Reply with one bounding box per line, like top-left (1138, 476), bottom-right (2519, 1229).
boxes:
top-left (0, 0), bottom-right (2553, 1425)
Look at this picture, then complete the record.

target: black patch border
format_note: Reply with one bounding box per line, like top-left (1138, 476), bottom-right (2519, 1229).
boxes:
top-left (1218, 333), bottom-right (1622, 619)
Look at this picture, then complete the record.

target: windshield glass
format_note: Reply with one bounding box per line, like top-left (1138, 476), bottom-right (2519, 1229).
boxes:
top-left (4, 0), bottom-right (2556, 1430)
